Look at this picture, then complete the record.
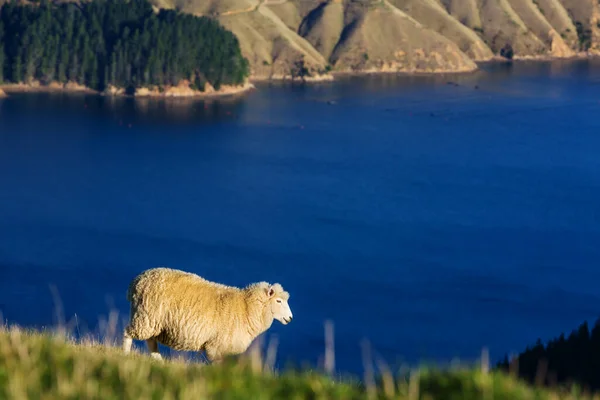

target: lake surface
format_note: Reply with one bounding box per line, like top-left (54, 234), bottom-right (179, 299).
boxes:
top-left (1, 60), bottom-right (600, 375)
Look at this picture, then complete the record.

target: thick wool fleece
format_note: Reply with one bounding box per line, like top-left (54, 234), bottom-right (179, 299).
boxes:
top-left (124, 267), bottom-right (289, 361)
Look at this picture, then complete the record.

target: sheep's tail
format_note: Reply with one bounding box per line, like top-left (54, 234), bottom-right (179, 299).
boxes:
top-left (126, 269), bottom-right (151, 303)
top-left (126, 274), bottom-right (141, 303)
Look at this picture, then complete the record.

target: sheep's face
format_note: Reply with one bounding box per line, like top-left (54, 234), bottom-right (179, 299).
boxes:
top-left (266, 284), bottom-right (293, 325)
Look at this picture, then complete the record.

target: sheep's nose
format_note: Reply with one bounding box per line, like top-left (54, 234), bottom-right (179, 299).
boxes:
top-left (288, 316), bottom-right (293, 322)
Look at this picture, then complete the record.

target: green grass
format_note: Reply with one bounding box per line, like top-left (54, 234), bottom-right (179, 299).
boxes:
top-left (0, 326), bottom-right (599, 399)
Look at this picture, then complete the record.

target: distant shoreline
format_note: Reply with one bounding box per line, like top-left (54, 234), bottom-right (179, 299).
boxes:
top-left (0, 81), bottom-right (256, 99)
top-left (1, 55), bottom-right (598, 100)
top-left (250, 53), bottom-right (600, 83)
top-left (477, 52), bottom-right (600, 66)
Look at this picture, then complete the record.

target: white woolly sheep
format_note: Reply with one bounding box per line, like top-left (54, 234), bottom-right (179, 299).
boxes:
top-left (122, 267), bottom-right (293, 362)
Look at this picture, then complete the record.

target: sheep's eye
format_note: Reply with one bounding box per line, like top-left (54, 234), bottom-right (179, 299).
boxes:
top-left (276, 299), bottom-right (282, 303)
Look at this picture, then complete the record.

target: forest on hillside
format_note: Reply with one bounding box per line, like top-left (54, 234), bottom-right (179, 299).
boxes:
top-left (497, 319), bottom-right (600, 392)
top-left (0, 0), bottom-right (250, 91)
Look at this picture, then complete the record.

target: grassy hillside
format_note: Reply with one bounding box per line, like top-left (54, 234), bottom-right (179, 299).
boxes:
top-left (388, 0), bottom-right (494, 61)
top-left (0, 326), bottom-right (599, 399)
top-left (3, 0), bottom-right (598, 80)
top-left (147, 0), bottom-right (600, 79)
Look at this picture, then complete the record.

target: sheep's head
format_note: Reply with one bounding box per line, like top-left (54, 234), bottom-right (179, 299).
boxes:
top-left (265, 283), bottom-right (293, 325)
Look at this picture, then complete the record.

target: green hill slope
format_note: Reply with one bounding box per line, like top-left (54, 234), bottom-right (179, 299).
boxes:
top-left (0, 326), bottom-right (597, 400)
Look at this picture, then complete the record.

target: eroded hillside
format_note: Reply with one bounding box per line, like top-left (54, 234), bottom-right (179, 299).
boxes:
top-left (51, 0), bottom-right (600, 78)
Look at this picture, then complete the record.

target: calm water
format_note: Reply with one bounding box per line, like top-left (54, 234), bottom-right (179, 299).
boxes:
top-left (1, 60), bottom-right (600, 374)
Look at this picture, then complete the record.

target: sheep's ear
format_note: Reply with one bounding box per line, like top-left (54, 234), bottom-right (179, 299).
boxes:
top-left (266, 285), bottom-right (275, 297)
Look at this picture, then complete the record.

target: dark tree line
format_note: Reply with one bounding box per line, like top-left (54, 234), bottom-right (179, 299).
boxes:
top-left (497, 319), bottom-right (600, 392)
top-left (0, 0), bottom-right (249, 90)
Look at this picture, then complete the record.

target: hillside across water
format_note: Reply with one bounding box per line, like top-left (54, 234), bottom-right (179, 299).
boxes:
top-left (1, 0), bottom-right (599, 85)
top-left (0, 0), bottom-right (252, 96)
top-left (147, 0), bottom-right (600, 79)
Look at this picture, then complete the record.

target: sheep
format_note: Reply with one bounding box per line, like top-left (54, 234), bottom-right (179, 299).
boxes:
top-left (122, 267), bottom-right (293, 362)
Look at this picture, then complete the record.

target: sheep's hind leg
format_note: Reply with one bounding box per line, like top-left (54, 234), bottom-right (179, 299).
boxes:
top-left (123, 329), bottom-right (133, 354)
top-left (146, 338), bottom-right (163, 361)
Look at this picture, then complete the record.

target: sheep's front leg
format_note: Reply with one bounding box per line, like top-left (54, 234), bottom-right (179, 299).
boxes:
top-left (205, 345), bottom-right (222, 365)
top-left (146, 338), bottom-right (163, 361)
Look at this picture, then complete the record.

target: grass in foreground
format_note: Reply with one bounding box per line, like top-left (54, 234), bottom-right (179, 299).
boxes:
top-left (0, 326), bottom-right (598, 400)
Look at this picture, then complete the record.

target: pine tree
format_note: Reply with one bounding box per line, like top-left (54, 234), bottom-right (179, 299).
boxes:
top-left (0, 0), bottom-right (249, 90)
top-left (68, 53), bottom-right (79, 82)
top-left (57, 45), bottom-right (69, 83)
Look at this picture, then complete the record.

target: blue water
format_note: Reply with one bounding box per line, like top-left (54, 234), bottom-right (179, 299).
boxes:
top-left (1, 60), bottom-right (600, 375)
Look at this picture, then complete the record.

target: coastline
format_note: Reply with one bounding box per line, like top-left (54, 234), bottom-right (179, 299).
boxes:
top-left (477, 51), bottom-right (600, 65)
top-left (0, 80), bottom-right (256, 99)
top-left (0, 81), bottom-right (97, 95)
top-left (1, 53), bottom-right (599, 99)
top-left (250, 52), bottom-right (600, 84)
top-left (249, 73), bottom-right (335, 83)
top-left (328, 65), bottom-right (479, 79)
